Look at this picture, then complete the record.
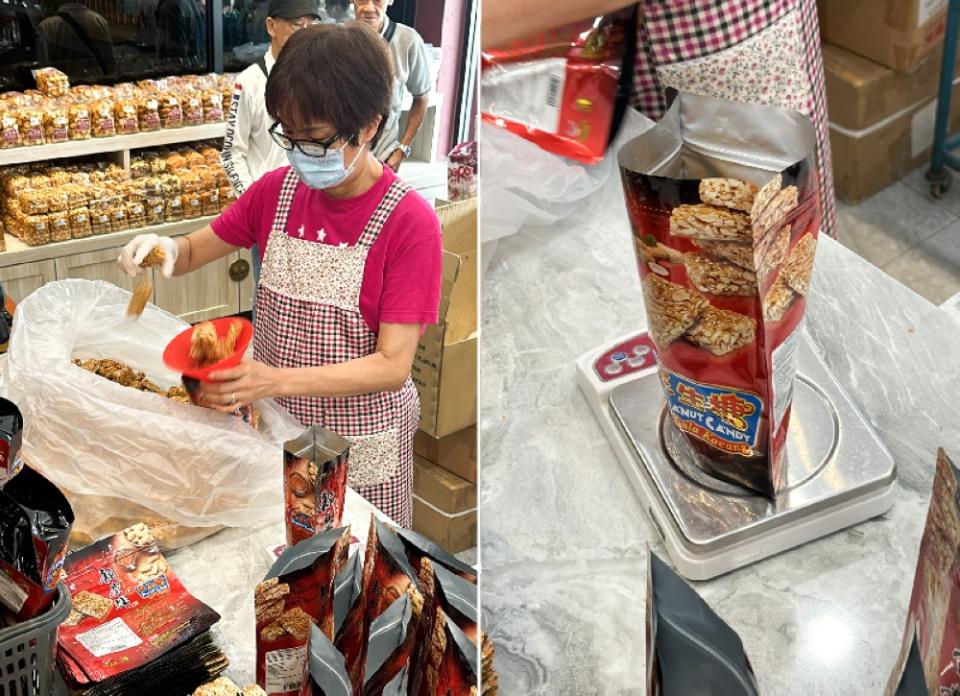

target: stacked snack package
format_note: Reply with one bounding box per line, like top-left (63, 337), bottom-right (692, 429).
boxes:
top-left (619, 91), bottom-right (820, 496)
top-left (0, 397), bottom-right (24, 486)
top-left (0, 463), bottom-right (74, 621)
top-left (284, 426), bottom-right (351, 547)
top-left (256, 527), bottom-right (350, 696)
top-left (885, 449), bottom-right (960, 696)
top-left (646, 550), bottom-right (758, 695)
top-left (0, 141), bottom-right (231, 247)
top-left (480, 8), bottom-right (636, 164)
top-left (447, 141), bottom-right (477, 201)
top-left (57, 523), bottom-right (227, 695)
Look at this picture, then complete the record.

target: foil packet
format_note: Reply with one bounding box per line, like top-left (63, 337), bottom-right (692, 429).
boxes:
top-left (256, 526), bottom-right (350, 696)
top-left (284, 426), bottom-right (351, 547)
top-left (299, 623), bottom-right (351, 696)
top-left (396, 528), bottom-right (478, 584)
top-left (885, 449), bottom-right (960, 695)
top-left (364, 586), bottom-right (423, 695)
top-left (619, 91), bottom-right (820, 496)
top-left (0, 464), bottom-right (74, 620)
top-left (647, 550), bottom-right (758, 695)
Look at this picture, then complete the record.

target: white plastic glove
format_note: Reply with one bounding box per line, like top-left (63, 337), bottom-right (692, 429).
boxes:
top-left (117, 234), bottom-right (179, 278)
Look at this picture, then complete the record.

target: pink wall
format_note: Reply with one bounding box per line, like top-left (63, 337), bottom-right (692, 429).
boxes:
top-left (415, 0), bottom-right (469, 158)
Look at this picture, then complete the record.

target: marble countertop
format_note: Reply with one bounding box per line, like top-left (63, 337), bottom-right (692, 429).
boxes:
top-left (480, 173), bottom-right (960, 694)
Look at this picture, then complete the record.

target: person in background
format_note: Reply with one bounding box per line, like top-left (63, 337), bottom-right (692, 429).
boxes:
top-left (156, 0), bottom-right (203, 63)
top-left (482, 0), bottom-right (837, 239)
top-left (36, 0), bottom-right (116, 78)
top-left (220, 0), bottom-right (321, 312)
top-left (352, 0), bottom-right (431, 172)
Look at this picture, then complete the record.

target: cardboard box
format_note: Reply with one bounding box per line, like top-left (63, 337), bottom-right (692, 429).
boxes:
top-left (414, 456), bottom-right (476, 513)
top-left (413, 426), bottom-right (477, 484)
top-left (818, 0), bottom-right (947, 73)
top-left (412, 199), bottom-right (478, 438)
top-left (412, 496), bottom-right (476, 553)
top-left (823, 43), bottom-right (947, 130)
top-left (829, 65), bottom-right (960, 203)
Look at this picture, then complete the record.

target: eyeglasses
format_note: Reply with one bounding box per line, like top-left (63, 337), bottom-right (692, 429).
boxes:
top-left (269, 122), bottom-right (351, 157)
top-left (284, 17), bottom-right (321, 29)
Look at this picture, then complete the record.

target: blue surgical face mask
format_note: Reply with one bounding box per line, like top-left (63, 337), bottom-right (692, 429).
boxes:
top-left (286, 142), bottom-right (365, 190)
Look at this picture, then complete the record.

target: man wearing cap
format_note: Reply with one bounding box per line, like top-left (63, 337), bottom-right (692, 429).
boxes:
top-left (353, 0), bottom-right (432, 172)
top-left (220, 0), bottom-right (320, 303)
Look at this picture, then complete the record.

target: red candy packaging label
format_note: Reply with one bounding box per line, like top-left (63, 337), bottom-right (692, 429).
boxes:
top-left (481, 8), bottom-right (636, 164)
top-left (619, 92), bottom-right (820, 496)
top-left (57, 524), bottom-right (219, 683)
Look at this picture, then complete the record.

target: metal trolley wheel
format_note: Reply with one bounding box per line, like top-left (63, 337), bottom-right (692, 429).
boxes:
top-left (926, 167), bottom-right (953, 199)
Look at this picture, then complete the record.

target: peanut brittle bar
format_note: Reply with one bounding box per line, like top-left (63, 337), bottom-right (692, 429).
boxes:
top-left (685, 306), bottom-right (757, 356)
top-left (634, 236), bottom-right (684, 264)
top-left (279, 607), bottom-right (312, 642)
top-left (781, 233), bottom-right (816, 296)
top-left (669, 204), bottom-right (750, 241)
top-left (695, 239), bottom-right (753, 270)
top-left (753, 185), bottom-right (798, 237)
top-left (73, 590), bottom-right (112, 620)
top-left (755, 225), bottom-right (791, 283)
top-left (699, 178), bottom-right (758, 213)
top-left (750, 174), bottom-right (782, 222)
top-left (642, 275), bottom-right (709, 347)
top-left (684, 253), bottom-right (757, 296)
top-left (763, 276), bottom-right (796, 322)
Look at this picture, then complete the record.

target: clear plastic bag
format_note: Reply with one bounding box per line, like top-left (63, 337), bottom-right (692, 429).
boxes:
top-left (2, 279), bottom-right (303, 549)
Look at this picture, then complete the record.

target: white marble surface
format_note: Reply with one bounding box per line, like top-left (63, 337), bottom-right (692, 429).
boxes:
top-left (480, 173), bottom-right (960, 694)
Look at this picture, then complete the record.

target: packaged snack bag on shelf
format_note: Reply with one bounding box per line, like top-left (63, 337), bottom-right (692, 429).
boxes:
top-left (34, 67), bottom-right (69, 97)
top-left (481, 7), bottom-right (636, 164)
top-left (43, 106), bottom-right (69, 143)
top-left (182, 91), bottom-right (204, 126)
top-left (19, 213), bottom-right (50, 246)
top-left (67, 101), bottom-right (92, 140)
top-left (92, 98), bottom-right (116, 137)
top-left (202, 90), bottom-right (224, 123)
top-left (283, 425), bottom-right (351, 547)
top-left (256, 527), bottom-right (350, 696)
top-left (49, 210), bottom-right (71, 241)
top-left (159, 94), bottom-right (184, 129)
top-left (0, 110), bottom-right (21, 148)
top-left (18, 109), bottom-right (44, 146)
top-left (69, 206), bottom-right (92, 238)
top-left (114, 99), bottom-right (139, 135)
top-left (137, 96), bottom-right (162, 132)
top-left (618, 92), bottom-right (819, 497)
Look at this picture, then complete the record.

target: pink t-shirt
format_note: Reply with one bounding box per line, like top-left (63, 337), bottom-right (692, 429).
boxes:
top-left (212, 166), bottom-right (442, 334)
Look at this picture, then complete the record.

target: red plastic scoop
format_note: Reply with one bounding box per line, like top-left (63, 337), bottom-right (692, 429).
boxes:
top-left (162, 317), bottom-right (254, 381)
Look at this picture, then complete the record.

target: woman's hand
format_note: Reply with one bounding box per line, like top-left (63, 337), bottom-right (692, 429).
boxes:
top-left (202, 359), bottom-right (283, 413)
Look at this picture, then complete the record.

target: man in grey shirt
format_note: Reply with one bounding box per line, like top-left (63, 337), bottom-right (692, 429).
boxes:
top-left (353, 0), bottom-right (433, 171)
top-left (37, 0), bottom-right (116, 77)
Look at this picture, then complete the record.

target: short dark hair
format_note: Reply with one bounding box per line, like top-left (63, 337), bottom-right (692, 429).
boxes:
top-left (265, 23), bottom-right (393, 146)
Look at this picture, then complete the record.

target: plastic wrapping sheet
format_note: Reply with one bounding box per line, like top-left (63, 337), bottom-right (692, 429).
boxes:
top-left (3, 279), bottom-right (304, 547)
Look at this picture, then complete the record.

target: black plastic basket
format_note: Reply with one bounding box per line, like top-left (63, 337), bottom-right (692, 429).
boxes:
top-left (0, 585), bottom-right (71, 696)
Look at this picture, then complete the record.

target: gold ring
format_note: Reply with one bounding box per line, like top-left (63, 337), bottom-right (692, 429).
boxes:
top-left (230, 393), bottom-right (237, 405)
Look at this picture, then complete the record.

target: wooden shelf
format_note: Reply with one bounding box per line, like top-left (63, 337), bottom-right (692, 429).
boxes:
top-left (0, 216), bottom-right (216, 268)
top-left (0, 123), bottom-right (227, 166)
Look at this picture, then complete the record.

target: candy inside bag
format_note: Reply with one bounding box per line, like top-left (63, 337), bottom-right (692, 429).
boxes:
top-left (646, 550), bottom-right (758, 695)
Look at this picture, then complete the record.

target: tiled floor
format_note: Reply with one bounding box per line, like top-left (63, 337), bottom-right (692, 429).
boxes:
top-left (837, 165), bottom-right (960, 306)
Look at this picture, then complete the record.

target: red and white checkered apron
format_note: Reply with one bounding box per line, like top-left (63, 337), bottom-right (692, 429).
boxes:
top-left (630, 0), bottom-right (836, 238)
top-left (254, 169), bottom-right (420, 527)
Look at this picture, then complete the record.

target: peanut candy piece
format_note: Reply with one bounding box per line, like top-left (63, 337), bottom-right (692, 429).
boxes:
top-left (140, 246), bottom-right (166, 268)
top-left (255, 599), bottom-right (284, 625)
top-left (279, 607), bottom-right (312, 642)
top-left (260, 621), bottom-right (287, 641)
top-left (781, 233), bottom-right (816, 296)
top-left (750, 174), bottom-right (782, 222)
top-left (255, 577), bottom-right (291, 605)
top-left (763, 276), bottom-right (796, 322)
top-left (669, 204), bottom-right (750, 241)
top-left (685, 306), bottom-right (757, 356)
top-left (699, 178), bottom-right (758, 213)
top-left (193, 677), bottom-right (243, 696)
top-left (753, 185), bottom-right (798, 237)
top-left (755, 225), bottom-right (791, 284)
top-left (684, 254), bottom-right (757, 296)
top-left (695, 239), bottom-right (753, 270)
top-left (127, 278), bottom-right (151, 317)
top-left (642, 275), bottom-right (709, 347)
top-left (74, 591), bottom-right (112, 620)
top-left (634, 236), bottom-right (684, 264)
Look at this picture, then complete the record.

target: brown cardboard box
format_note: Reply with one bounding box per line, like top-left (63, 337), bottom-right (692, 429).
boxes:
top-left (818, 0), bottom-right (947, 73)
top-left (830, 74), bottom-right (960, 203)
top-left (412, 496), bottom-right (476, 553)
top-left (413, 426), bottom-right (477, 484)
top-left (414, 456), bottom-right (476, 513)
top-left (412, 199), bottom-right (477, 438)
top-left (823, 43), bottom-right (946, 130)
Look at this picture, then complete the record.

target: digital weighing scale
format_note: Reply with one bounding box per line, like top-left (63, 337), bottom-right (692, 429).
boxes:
top-left (576, 329), bottom-right (897, 580)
